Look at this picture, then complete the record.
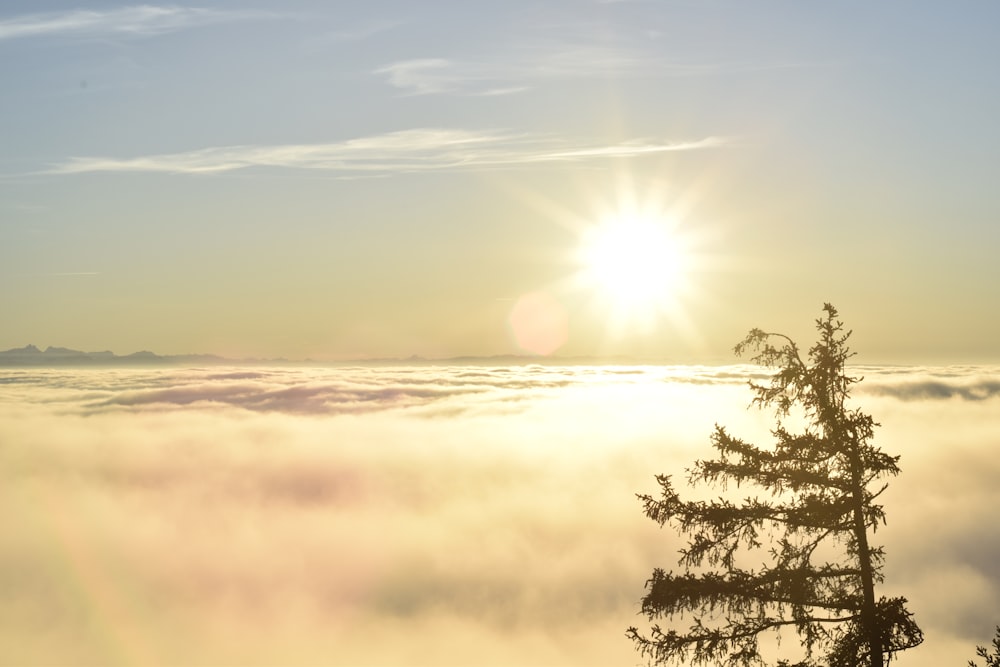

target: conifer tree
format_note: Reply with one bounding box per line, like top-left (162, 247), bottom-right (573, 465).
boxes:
top-left (969, 627), bottom-right (1000, 667)
top-left (627, 304), bottom-right (922, 666)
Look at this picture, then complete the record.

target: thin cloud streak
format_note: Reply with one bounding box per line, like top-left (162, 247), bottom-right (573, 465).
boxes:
top-left (375, 59), bottom-right (456, 95)
top-left (0, 5), bottom-right (274, 42)
top-left (45, 129), bottom-right (727, 176)
top-left (374, 51), bottom-right (646, 96)
top-left (375, 50), bottom-right (817, 96)
top-left (9, 271), bottom-right (101, 277)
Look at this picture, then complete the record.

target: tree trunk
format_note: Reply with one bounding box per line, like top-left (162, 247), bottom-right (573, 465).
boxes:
top-left (850, 456), bottom-right (883, 667)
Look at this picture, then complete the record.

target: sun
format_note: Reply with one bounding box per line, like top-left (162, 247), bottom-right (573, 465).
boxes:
top-left (581, 217), bottom-right (684, 307)
top-left (504, 176), bottom-right (710, 350)
top-left (577, 213), bottom-right (691, 332)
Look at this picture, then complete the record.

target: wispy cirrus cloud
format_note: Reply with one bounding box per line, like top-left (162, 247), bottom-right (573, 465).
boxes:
top-left (375, 47), bottom-right (647, 96)
top-left (0, 5), bottom-right (274, 42)
top-left (17, 271), bottom-right (101, 277)
top-left (375, 58), bottom-right (532, 96)
top-left (375, 47), bottom-right (812, 96)
top-left (45, 128), bottom-right (726, 176)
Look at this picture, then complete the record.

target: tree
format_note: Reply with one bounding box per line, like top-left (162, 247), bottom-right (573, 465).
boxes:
top-left (627, 304), bottom-right (922, 666)
top-left (969, 627), bottom-right (1000, 667)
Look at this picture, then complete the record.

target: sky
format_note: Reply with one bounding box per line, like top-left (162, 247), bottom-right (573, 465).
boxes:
top-left (2, 364), bottom-right (999, 665)
top-left (2, 1), bottom-right (1000, 362)
top-left (4, 7), bottom-right (998, 665)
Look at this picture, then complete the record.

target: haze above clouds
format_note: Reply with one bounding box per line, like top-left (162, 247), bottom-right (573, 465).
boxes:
top-left (3, 2), bottom-right (1000, 361)
top-left (2, 365), bottom-right (997, 666)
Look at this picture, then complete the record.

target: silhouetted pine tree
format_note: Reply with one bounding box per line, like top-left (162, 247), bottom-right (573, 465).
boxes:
top-left (627, 304), bottom-right (922, 666)
top-left (969, 627), bottom-right (1000, 667)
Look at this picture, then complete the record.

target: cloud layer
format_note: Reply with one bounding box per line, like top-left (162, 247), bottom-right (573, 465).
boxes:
top-left (45, 129), bottom-right (724, 176)
top-left (0, 364), bottom-right (997, 665)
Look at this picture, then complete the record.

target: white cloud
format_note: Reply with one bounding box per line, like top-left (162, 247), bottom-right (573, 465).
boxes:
top-left (375, 59), bottom-right (458, 95)
top-left (374, 47), bottom-right (648, 97)
top-left (375, 46), bottom-right (813, 97)
top-left (0, 5), bottom-right (273, 42)
top-left (858, 365), bottom-right (1000, 401)
top-left (0, 364), bottom-right (996, 665)
top-left (46, 128), bottom-right (725, 176)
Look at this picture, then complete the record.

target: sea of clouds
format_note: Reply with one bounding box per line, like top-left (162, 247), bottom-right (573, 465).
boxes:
top-left (1, 364), bottom-right (998, 666)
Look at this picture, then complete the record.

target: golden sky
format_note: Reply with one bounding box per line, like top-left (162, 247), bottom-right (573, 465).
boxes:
top-left (2, 2), bottom-right (999, 362)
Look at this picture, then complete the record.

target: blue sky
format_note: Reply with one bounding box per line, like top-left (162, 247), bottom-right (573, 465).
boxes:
top-left (2, 1), bottom-right (999, 361)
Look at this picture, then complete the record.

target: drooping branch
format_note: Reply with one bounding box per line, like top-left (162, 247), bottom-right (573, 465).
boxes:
top-left (628, 611), bottom-right (861, 667)
top-left (640, 566), bottom-right (865, 619)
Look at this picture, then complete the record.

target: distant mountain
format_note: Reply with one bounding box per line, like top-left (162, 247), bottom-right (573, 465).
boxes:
top-left (0, 345), bottom-right (230, 367)
top-left (0, 345), bottom-right (684, 368)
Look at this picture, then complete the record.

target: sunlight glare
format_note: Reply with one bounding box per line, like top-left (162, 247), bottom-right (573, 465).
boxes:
top-left (583, 219), bottom-right (682, 305)
top-left (577, 213), bottom-right (691, 333)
